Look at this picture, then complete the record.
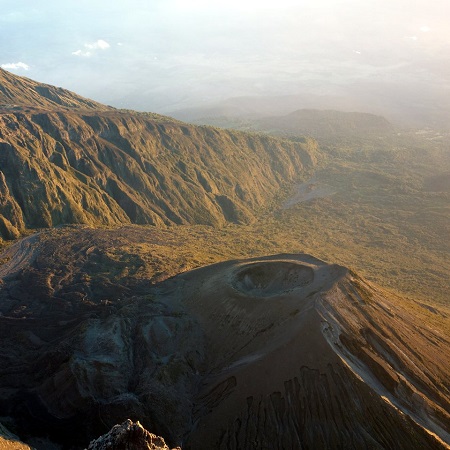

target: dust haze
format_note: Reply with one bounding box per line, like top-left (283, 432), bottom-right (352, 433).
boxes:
top-left (2, 0), bottom-right (450, 126)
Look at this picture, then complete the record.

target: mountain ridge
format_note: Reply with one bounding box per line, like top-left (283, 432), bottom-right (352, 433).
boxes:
top-left (0, 70), bottom-right (317, 239)
top-left (0, 67), bottom-right (113, 112)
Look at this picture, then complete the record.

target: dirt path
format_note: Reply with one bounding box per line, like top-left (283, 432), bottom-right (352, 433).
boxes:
top-left (282, 177), bottom-right (336, 209)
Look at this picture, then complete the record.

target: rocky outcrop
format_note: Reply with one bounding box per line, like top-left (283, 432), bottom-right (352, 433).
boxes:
top-left (0, 69), bottom-right (317, 239)
top-left (86, 420), bottom-right (180, 450)
top-left (0, 229), bottom-right (449, 449)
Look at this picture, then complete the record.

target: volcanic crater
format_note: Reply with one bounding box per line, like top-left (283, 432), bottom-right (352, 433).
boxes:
top-left (232, 261), bottom-right (314, 297)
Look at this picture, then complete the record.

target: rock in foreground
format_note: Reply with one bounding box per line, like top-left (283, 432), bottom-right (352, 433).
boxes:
top-left (87, 420), bottom-right (180, 450)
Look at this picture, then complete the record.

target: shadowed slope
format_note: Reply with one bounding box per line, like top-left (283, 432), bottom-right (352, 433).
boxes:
top-left (0, 229), bottom-right (448, 449)
top-left (180, 256), bottom-right (450, 449)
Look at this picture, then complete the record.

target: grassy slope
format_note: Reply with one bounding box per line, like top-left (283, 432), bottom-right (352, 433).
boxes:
top-left (0, 69), bottom-right (447, 309)
top-left (166, 115), bottom-right (450, 308)
top-left (0, 110), bottom-right (317, 234)
top-left (1, 125), bottom-right (447, 307)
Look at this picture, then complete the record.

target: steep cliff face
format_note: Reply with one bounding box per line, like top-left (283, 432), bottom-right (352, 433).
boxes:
top-left (0, 229), bottom-right (448, 449)
top-left (0, 170), bottom-right (24, 238)
top-left (0, 70), bottom-right (317, 239)
top-left (0, 111), bottom-right (316, 233)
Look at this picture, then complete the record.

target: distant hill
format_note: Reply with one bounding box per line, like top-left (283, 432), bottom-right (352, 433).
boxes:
top-left (169, 88), bottom-right (450, 130)
top-left (0, 69), bottom-right (317, 239)
top-left (182, 108), bottom-right (396, 143)
top-left (169, 93), bottom-right (337, 122)
top-left (426, 172), bottom-right (450, 193)
top-left (256, 109), bottom-right (395, 140)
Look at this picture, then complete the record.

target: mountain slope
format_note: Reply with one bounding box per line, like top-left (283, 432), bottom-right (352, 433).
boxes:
top-left (0, 70), bottom-right (316, 239)
top-left (0, 423), bottom-right (33, 450)
top-left (0, 228), bottom-right (448, 449)
top-left (0, 67), bottom-right (112, 111)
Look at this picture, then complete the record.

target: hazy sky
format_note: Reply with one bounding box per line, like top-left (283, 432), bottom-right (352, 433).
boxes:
top-left (2, 0), bottom-right (450, 123)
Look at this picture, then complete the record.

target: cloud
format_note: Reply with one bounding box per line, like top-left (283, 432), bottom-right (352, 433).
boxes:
top-left (72, 39), bottom-right (110, 57)
top-left (1, 61), bottom-right (30, 70)
top-left (420, 25), bottom-right (430, 32)
top-left (85, 39), bottom-right (110, 50)
top-left (72, 49), bottom-right (92, 57)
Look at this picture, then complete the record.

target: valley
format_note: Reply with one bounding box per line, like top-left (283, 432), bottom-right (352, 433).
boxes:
top-left (184, 111), bottom-right (450, 306)
top-left (0, 68), bottom-right (449, 449)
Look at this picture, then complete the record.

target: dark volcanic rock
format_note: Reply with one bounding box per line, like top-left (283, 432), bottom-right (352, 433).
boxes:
top-left (0, 230), bottom-right (449, 449)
